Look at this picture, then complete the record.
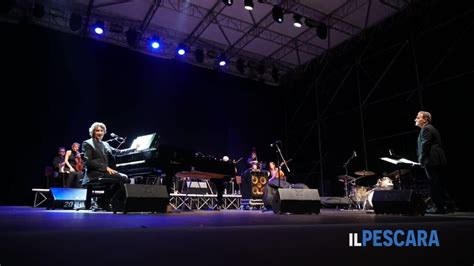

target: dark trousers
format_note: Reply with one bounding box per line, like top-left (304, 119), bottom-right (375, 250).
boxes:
top-left (66, 172), bottom-right (83, 188)
top-left (87, 172), bottom-right (129, 210)
top-left (425, 165), bottom-right (450, 210)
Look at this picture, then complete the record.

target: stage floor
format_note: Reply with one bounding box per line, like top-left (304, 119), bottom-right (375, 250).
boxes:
top-left (1, 206), bottom-right (473, 265)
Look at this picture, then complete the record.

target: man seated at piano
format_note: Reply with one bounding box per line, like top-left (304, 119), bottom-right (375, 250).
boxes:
top-left (82, 122), bottom-right (136, 210)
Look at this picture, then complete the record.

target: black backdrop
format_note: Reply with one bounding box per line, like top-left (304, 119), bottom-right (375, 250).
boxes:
top-left (1, 23), bottom-right (284, 205)
top-left (1, 1), bottom-right (473, 210)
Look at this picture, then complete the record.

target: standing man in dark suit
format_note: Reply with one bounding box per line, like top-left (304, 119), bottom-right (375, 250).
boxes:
top-left (82, 122), bottom-right (134, 210)
top-left (415, 111), bottom-right (450, 214)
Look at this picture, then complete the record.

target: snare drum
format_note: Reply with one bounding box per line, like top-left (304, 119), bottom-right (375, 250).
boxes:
top-left (351, 186), bottom-right (369, 203)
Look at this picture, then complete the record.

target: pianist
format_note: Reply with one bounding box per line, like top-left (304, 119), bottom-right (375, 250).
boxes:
top-left (82, 122), bottom-right (135, 210)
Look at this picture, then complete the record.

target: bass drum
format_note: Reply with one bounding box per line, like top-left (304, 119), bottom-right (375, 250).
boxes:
top-left (364, 189), bottom-right (375, 209)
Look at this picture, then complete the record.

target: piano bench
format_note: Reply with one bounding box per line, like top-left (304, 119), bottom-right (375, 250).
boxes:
top-left (84, 178), bottom-right (121, 210)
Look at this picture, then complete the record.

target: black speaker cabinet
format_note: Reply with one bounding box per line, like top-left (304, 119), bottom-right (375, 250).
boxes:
top-left (111, 184), bottom-right (169, 213)
top-left (272, 188), bottom-right (321, 214)
top-left (372, 190), bottom-right (426, 215)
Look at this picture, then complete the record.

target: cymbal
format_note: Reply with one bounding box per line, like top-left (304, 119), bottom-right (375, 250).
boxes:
top-left (354, 170), bottom-right (375, 176)
top-left (337, 175), bottom-right (355, 182)
top-left (386, 169), bottom-right (410, 178)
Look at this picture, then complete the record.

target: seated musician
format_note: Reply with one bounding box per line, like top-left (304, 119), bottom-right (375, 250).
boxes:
top-left (240, 148), bottom-right (260, 200)
top-left (82, 122), bottom-right (135, 210)
top-left (246, 148), bottom-right (259, 171)
top-left (63, 142), bottom-right (84, 188)
top-left (51, 147), bottom-right (66, 187)
top-left (268, 161), bottom-right (286, 182)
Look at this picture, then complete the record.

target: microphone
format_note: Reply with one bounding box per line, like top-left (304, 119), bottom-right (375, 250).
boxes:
top-left (110, 133), bottom-right (124, 141)
top-left (270, 140), bottom-right (282, 147)
top-left (353, 150), bottom-right (357, 158)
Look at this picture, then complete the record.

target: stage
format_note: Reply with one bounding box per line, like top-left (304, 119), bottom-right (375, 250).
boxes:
top-left (1, 206), bottom-right (473, 265)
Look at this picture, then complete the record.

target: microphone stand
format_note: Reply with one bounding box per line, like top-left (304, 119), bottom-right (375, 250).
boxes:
top-left (272, 141), bottom-right (290, 188)
top-left (342, 153), bottom-right (356, 198)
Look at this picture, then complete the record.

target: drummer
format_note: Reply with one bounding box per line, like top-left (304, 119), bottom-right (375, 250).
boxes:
top-left (268, 161), bottom-right (286, 181)
top-left (246, 148), bottom-right (260, 171)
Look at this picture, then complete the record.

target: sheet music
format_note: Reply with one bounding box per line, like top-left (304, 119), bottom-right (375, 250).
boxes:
top-left (380, 157), bottom-right (420, 166)
top-left (130, 133), bottom-right (156, 151)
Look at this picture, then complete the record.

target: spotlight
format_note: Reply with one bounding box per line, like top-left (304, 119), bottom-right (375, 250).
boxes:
top-left (217, 54), bottom-right (227, 66)
top-left (244, 0), bottom-right (254, 11)
top-left (207, 50), bottom-right (217, 58)
top-left (236, 58), bottom-right (245, 74)
top-left (177, 43), bottom-right (186, 56)
top-left (93, 20), bottom-right (104, 35)
top-left (272, 6), bottom-right (284, 23)
top-left (293, 14), bottom-right (302, 28)
top-left (150, 35), bottom-right (160, 49)
top-left (317, 22), bottom-right (328, 40)
top-left (33, 4), bottom-right (45, 18)
top-left (126, 28), bottom-right (138, 47)
top-left (195, 48), bottom-right (204, 63)
top-left (69, 13), bottom-right (82, 31)
top-left (222, 0), bottom-right (233, 6)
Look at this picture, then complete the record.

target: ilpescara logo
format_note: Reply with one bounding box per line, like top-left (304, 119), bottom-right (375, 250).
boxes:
top-left (349, 230), bottom-right (440, 247)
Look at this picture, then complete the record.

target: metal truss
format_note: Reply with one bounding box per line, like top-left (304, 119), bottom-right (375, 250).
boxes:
top-left (263, 0), bottom-right (364, 36)
top-left (262, 0), bottom-right (373, 67)
top-left (6, 0), bottom-right (289, 85)
top-left (161, 0), bottom-right (321, 62)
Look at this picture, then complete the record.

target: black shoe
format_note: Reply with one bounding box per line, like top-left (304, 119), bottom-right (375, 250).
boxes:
top-left (214, 205), bottom-right (222, 211)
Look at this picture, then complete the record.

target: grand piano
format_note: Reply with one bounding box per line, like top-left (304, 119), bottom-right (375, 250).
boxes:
top-left (114, 133), bottom-right (236, 206)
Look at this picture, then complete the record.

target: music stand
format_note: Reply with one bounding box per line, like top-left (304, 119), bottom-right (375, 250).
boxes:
top-left (380, 157), bottom-right (420, 190)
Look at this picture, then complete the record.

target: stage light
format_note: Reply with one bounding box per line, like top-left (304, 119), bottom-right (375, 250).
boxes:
top-left (207, 50), bottom-right (217, 58)
top-left (217, 54), bottom-right (227, 66)
top-left (236, 58), bottom-right (245, 74)
top-left (150, 35), bottom-right (160, 49)
top-left (69, 13), bottom-right (82, 31)
top-left (317, 22), bottom-right (328, 40)
top-left (293, 14), bottom-right (302, 28)
top-left (177, 43), bottom-right (186, 56)
top-left (93, 20), bottom-right (104, 35)
top-left (222, 0), bottom-right (233, 6)
top-left (195, 48), bottom-right (204, 63)
top-left (244, 0), bottom-right (254, 11)
top-left (126, 28), bottom-right (138, 47)
top-left (272, 6), bottom-right (284, 23)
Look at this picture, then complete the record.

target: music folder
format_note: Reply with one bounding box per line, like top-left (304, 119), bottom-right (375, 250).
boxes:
top-left (380, 157), bottom-right (420, 166)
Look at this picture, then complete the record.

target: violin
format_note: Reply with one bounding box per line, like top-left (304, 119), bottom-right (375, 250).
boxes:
top-left (74, 153), bottom-right (84, 172)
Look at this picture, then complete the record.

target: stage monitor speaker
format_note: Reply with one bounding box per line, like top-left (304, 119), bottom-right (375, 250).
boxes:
top-left (272, 188), bottom-right (320, 214)
top-left (48, 187), bottom-right (87, 210)
top-left (111, 184), bottom-right (169, 213)
top-left (372, 189), bottom-right (426, 215)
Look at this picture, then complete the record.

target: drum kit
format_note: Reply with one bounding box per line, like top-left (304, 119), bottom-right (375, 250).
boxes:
top-left (338, 170), bottom-right (395, 210)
